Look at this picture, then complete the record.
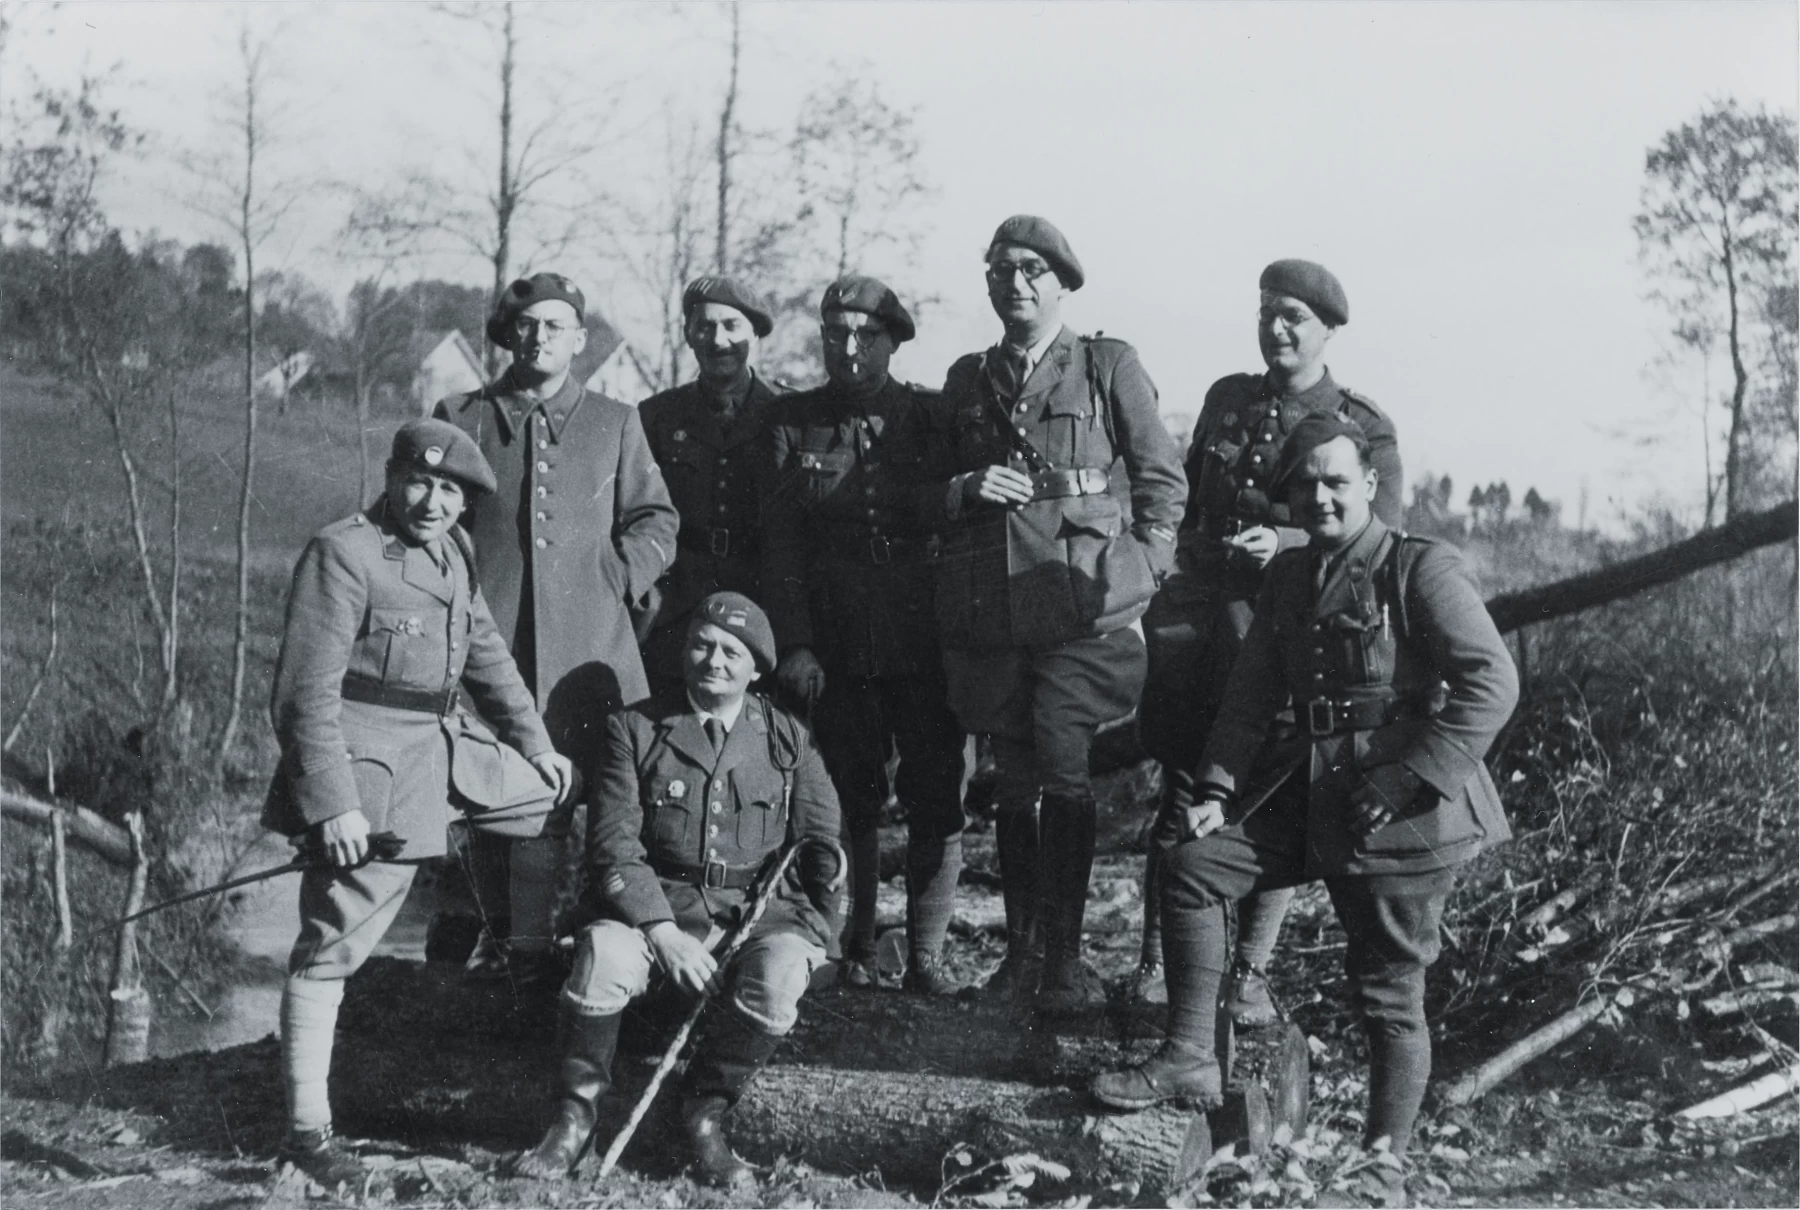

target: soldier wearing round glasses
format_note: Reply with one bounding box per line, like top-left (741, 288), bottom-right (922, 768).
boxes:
top-left (762, 276), bottom-right (968, 994)
top-left (926, 216), bottom-right (1186, 1018)
top-left (434, 273), bottom-right (679, 989)
top-left (1135, 259), bottom-right (1403, 1025)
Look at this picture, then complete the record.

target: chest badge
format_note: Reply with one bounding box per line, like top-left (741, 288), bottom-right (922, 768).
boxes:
top-left (402, 617), bottom-right (424, 635)
top-left (1223, 411), bottom-right (1238, 428)
top-left (673, 430), bottom-right (688, 443)
top-left (667, 779), bottom-right (686, 798)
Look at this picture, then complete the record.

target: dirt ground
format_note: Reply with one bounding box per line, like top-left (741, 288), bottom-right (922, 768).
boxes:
top-left (3, 772), bottom-right (1796, 1210)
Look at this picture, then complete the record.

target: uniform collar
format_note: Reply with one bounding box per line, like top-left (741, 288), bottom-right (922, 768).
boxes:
top-left (1312, 515), bottom-right (1388, 609)
top-left (1000, 325), bottom-right (1076, 401)
top-left (489, 372), bottom-right (587, 445)
top-left (1265, 366), bottom-right (1339, 409)
top-left (371, 495), bottom-right (457, 605)
top-left (679, 373), bottom-right (775, 447)
top-left (658, 693), bottom-right (767, 774)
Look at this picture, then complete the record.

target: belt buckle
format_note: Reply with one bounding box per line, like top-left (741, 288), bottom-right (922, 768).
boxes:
top-left (702, 859), bottom-right (728, 890)
top-left (869, 534), bottom-right (891, 565)
top-left (1306, 697), bottom-right (1336, 737)
top-left (709, 527), bottom-right (731, 558)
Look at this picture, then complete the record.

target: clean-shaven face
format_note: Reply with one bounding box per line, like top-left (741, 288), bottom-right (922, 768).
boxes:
top-left (1287, 435), bottom-right (1377, 551)
top-left (387, 470), bottom-right (468, 546)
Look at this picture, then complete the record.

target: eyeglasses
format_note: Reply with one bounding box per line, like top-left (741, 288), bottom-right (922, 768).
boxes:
top-left (510, 318), bottom-right (579, 339)
top-left (1256, 307), bottom-right (1320, 331)
top-left (821, 324), bottom-right (887, 350)
top-left (987, 260), bottom-right (1056, 286)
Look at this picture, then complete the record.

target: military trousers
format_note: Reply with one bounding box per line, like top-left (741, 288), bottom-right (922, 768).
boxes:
top-left (944, 624), bottom-right (1146, 802)
top-left (813, 664), bottom-right (967, 838)
top-left (562, 918), bottom-right (825, 1035)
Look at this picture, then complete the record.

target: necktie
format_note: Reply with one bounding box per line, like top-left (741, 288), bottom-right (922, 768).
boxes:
top-left (704, 717), bottom-right (725, 754)
top-left (995, 344), bottom-right (1030, 401)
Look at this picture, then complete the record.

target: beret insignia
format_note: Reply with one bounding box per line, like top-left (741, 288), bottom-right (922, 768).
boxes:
top-left (423, 445), bottom-right (445, 466)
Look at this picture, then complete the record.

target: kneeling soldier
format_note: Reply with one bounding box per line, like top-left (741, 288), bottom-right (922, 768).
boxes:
top-left (514, 592), bottom-right (843, 1192)
top-left (1094, 415), bottom-right (1517, 1205)
top-left (264, 420), bottom-right (575, 1187)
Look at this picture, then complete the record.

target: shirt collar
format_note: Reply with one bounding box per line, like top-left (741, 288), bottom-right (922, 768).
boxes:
top-left (685, 690), bottom-right (746, 733)
top-left (1006, 325), bottom-right (1065, 378)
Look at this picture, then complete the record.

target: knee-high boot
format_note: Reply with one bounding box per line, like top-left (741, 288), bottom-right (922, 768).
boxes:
top-left (682, 1008), bottom-right (780, 1193)
top-left (511, 1007), bottom-right (622, 1180)
top-left (981, 805), bottom-right (1042, 1001)
top-left (1035, 792), bottom-right (1104, 1015)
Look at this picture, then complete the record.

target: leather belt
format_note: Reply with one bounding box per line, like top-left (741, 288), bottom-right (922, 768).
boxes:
top-left (679, 526), bottom-right (746, 558)
top-left (1300, 695), bottom-right (1432, 738)
top-left (1030, 467), bottom-right (1110, 501)
top-left (341, 674), bottom-right (457, 716)
top-left (816, 529), bottom-right (925, 566)
top-left (650, 855), bottom-right (763, 890)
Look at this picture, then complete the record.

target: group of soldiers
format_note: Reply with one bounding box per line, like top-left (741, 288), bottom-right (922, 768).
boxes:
top-left (262, 214), bottom-right (1520, 1207)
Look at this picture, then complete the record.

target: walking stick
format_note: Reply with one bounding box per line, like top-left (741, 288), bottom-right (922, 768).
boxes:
top-left (573, 835), bottom-right (840, 1181)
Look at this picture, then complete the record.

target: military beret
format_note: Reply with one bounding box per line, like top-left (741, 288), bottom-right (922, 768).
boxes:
top-left (486, 272), bottom-right (586, 346)
top-left (690, 591), bottom-right (777, 673)
top-left (683, 275), bottom-right (773, 338)
top-left (388, 418), bottom-right (497, 495)
top-left (987, 214), bottom-right (1084, 291)
top-left (1270, 413), bottom-right (1371, 494)
top-left (820, 275), bottom-right (915, 344)
top-left (1259, 259), bottom-right (1348, 327)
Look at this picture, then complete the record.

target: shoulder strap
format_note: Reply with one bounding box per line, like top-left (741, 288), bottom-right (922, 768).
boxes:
top-left (1081, 334), bottom-right (1118, 451)
top-left (975, 349), bottom-right (1054, 473)
top-left (762, 695), bottom-right (800, 829)
top-left (446, 522), bottom-right (480, 598)
top-left (1385, 531), bottom-right (1431, 640)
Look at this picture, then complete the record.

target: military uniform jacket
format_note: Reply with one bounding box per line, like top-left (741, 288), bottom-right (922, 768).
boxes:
top-left (1196, 518), bottom-right (1519, 878)
top-left (262, 502), bottom-right (553, 858)
top-left (1177, 369), bottom-right (1402, 601)
top-left (640, 373), bottom-right (784, 634)
top-left (437, 374), bottom-right (679, 768)
top-left (763, 376), bottom-right (951, 678)
top-left (584, 691), bottom-right (842, 949)
top-left (927, 326), bottom-right (1187, 649)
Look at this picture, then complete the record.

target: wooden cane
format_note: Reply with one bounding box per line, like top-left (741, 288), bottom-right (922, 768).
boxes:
top-left (574, 836), bottom-right (836, 1181)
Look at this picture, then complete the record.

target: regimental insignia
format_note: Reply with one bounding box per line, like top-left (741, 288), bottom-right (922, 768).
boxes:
top-left (674, 430), bottom-right (688, 442)
top-left (605, 872), bottom-right (626, 895)
top-left (667, 779), bottom-right (686, 798)
top-left (402, 617), bottom-right (424, 635)
top-left (423, 446), bottom-right (445, 466)
top-left (1223, 411), bottom-right (1238, 428)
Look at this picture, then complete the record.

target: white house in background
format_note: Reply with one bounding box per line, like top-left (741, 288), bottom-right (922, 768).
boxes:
top-left (410, 329), bottom-right (485, 412)
top-left (258, 350), bottom-right (315, 401)
top-left (407, 310), bottom-right (657, 412)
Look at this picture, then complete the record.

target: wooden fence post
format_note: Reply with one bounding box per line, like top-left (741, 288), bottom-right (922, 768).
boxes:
top-left (103, 812), bottom-right (152, 1067)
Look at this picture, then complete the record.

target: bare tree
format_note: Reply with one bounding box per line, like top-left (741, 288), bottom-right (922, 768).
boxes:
top-left (1, 77), bottom-right (198, 728)
top-left (199, 22), bottom-right (299, 770)
top-left (714, 2), bottom-right (740, 274)
top-left (791, 76), bottom-right (933, 281)
top-left (1635, 99), bottom-right (1799, 522)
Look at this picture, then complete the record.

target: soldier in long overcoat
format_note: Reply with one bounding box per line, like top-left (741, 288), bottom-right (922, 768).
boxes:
top-left (926, 216), bottom-right (1187, 1015)
top-left (639, 276), bottom-right (785, 695)
top-left (1095, 415), bottom-right (1517, 1206)
top-left (512, 593), bottom-right (842, 1193)
top-left (763, 276), bottom-right (967, 992)
top-left (264, 420), bottom-right (575, 1188)
top-left (1134, 259), bottom-right (1405, 1021)
top-left (434, 273), bottom-right (680, 976)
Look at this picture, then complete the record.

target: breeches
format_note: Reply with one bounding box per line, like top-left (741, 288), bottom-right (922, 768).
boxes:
top-left (289, 860), bottom-right (421, 980)
top-left (1161, 791), bottom-right (1455, 1039)
top-left (813, 666), bottom-right (966, 840)
top-left (944, 626), bottom-right (1146, 802)
top-left (562, 918), bottom-right (825, 1035)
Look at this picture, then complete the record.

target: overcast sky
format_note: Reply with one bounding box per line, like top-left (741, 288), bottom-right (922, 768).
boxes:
top-left (9, 1), bottom-right (1796, 530)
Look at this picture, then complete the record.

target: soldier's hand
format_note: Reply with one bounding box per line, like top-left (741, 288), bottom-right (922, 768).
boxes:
top-left (961, 465), bottom-right (1036, 508)
top-left (775, 647), bottom-right (827, 708)
top-left (646, 921), bottom-right (720, 998)
top-left (1179, 796), bottom-right (1228, 842)
top-left (1348, 767), bottom-right (1425, 837)
top-left (315, 809), bottom-right (371, 869)
top-left (1226, 525), bottom-right (1280, 568)
top-left (531, 751), bottom-right (578, 805)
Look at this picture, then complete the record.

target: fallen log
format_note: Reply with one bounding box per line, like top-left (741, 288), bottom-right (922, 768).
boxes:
top-left (731, 1066), bottom-right (1213, 1198)
top-left (1, 789), bottom-right (133, 867)
top-left (1723, 914), bottom-right (1797, 949)
top-left (1485, 500), bottom-right (1797, 634)
top-left (1437, 985), bottom-right (1630, 1107)
top-left (1698, 986), bottom-right (1800, 1019)
top-left (1676, 1063), bottom-right (1800, 1120)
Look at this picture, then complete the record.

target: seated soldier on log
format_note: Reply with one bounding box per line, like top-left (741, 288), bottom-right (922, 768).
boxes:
top-left (1094, 414), bottom-right (1518, 1208)
top-left (263, 419), bottom-right (576, 1189)
top-left (512, 592), bottom-right (844, 1193)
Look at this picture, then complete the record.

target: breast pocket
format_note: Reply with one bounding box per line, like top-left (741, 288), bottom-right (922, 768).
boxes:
top-left (367, 607), bottom-right (440, 687)
top-left (731, 769), bottom-right (787, 851)
top-left (646, 779), bottom-right (699, 853)
top-left (794, 449), bottom-right (853, 505)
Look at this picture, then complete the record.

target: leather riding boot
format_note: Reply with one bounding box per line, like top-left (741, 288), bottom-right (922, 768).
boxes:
top-left (840, 816), bottom-right (882, 968)
top-left (682, 1009), bottom-right (780, 1192)
top-left (904, 828), bottom-right (963, 996)
top-left (511, 1009), bottom-right (621, 1180)
top-left (980, 807), bottom-right (1042, 1002)
top-left (1035, 793), bottom-right (1104, 1016)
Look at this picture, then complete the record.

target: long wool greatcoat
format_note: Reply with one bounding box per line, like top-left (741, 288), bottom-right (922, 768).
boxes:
top-left (1195, 517), bottom-right (1520, 878)
top-left (261, 501), bottom-right (556, 859)
top-left (438, 374), bottom-right (679, 770)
